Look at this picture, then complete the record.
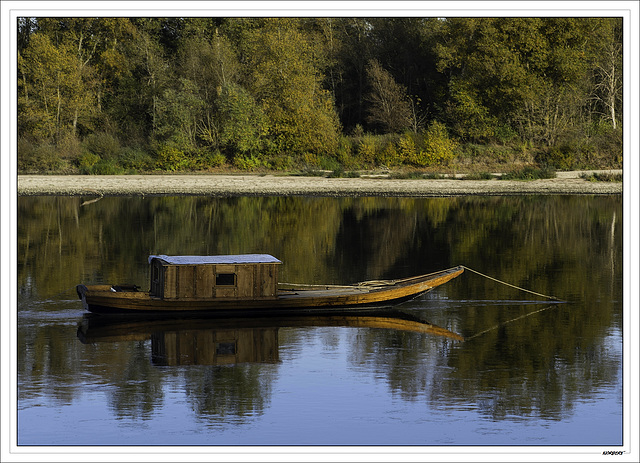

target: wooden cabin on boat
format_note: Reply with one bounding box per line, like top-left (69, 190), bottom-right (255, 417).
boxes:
top-left (148, 254), bottom-right (281, 301)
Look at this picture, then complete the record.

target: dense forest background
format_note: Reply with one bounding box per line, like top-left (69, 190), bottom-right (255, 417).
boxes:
top-left (17, 17), bottom-right (623, 174)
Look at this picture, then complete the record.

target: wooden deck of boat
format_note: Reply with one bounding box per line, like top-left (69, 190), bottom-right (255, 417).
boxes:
top-left (278, 287), bottom-right (372, 298)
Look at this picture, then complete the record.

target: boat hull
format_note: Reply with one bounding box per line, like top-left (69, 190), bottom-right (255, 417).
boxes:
top-left (77, 266), bottom-right (463, 315)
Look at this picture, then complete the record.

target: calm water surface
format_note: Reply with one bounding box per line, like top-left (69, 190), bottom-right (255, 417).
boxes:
top-left (16, 195), bottom-right (623, 447)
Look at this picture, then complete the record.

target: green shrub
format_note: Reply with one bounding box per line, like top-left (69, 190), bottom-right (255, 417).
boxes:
top-left (410, 121), bottom-right (457, 167)
top-left (186, 148), bottom-right (226, 170)
top-left (538, 144), bottom-right (576, 170)
top-left (77, 152), bottom-right (101, 173)
top-left (233, 155), bottom-right (263, 170)
top-left (377, 140), bottom-right (402, 166)
top-left (17, 138), bottom-right (37, 171)
top-left (494, 124), bottom-right (518, 145)
top-left (89, 158), bottom-right (125, 175)
top-left (539, 126), bottom-right (620, 170)
top-left (118, 147), bottom-right (153, 171)
top-left (328, 167), bottom-right (360, 178)
top-left (463, 171), bottom-right (495, 180)
top-left (57, 133), bottom-right (83, 160)
top-left (328, 167), bottom-right (344, 178)
top-left (205, 150), bottom-right (227, 169)
top-left (336, 136), bottom-right (357, 169)
top-left (85, 132), bottom-right (121, 160)
top-left (589, 123), bottom-right (623, 167)
top-left (156, 145), bottom-right (191, 171)
top-left (301, 153), bottom-right (320, 169)
top-left (315, 154), bottom-right (342, 171)
top-left (460, 143), bottom-right (482, 159)
top-left (502, 166), bottom-right (556, 180)
top-left (580, 172), bottom-right (622, 182)
top-left (267, 154), bottom-right (294, 171)
top-left (396, 133), bottom-right (417, 163)
top-left (390, 171), bottom-right (422, 179)
top-left (357, 134), bottom-right (378, 165)
top-left (18, 141), bottom-right (61, 172)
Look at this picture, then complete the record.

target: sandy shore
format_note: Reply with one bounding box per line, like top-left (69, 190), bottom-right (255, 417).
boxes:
top-left (17, 170), bottom-right (622, 197)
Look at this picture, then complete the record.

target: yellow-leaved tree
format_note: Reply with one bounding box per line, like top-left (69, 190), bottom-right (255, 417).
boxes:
top-left (236, 18), bottom-right (341, 163)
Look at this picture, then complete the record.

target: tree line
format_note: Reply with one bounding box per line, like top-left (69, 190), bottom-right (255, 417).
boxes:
top-left (17, 17), bottom-right (623, 173)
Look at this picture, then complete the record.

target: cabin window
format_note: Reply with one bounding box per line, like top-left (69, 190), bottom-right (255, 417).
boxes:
top-left (216, 342), bottom-right (236, 355)
top-left (215, 273), bottom-right (236, 286)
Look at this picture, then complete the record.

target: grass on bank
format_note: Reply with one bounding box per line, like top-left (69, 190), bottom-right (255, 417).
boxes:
top-left (352, 166), bottom-right (558, 181)
top-left (388, 171), bottom-right (446, 179)
top-left (460, 171), bottom-right (496, 180)
top-left (501, 166), bottom-right (557, 180)
top-left (579, 172), bottom-right (623, 182)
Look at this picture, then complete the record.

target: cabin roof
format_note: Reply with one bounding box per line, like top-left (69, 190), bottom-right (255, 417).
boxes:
top-left (148, 254), bottom-right (282, 265)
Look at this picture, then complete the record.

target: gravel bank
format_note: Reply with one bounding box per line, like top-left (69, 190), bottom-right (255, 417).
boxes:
top-left (17, 171), bottom-right (622, 197)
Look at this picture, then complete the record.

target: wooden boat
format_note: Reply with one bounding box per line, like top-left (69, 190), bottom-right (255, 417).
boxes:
top-left (76, 254), bottom-right (463, 315)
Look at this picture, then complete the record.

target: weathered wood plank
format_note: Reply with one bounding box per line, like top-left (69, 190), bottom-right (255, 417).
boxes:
top-left (176, 265), bottom-right (196, 299)
top-left (195, 265), bottom-right (214, 298)
top-left (164, 266), bottom-right (176, 299)
top-left (236, 265), bottom-right (253, 299)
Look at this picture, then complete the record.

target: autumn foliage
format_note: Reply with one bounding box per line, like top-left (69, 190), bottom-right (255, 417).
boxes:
top-left (17, 17), bottom-right (623, 173)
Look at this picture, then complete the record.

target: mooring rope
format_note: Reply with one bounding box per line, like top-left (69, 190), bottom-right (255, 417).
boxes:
top-left (462, 266), bottom-right (564, 302)
top-left (464, 305), bottom-right (557, 341)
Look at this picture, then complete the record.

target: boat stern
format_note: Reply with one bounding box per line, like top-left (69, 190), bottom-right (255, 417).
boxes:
top-left (76, 284), bottom-right (90, 311)
top-left (76, 284), bottom-right (135, 313)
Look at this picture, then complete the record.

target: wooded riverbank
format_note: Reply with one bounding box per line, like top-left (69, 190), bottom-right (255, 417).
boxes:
top-left (17, 18), bottom-right (622, 176)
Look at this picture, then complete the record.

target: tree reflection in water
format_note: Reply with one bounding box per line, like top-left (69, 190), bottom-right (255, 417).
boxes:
top-left (17, 195), bottom-right (622, 443)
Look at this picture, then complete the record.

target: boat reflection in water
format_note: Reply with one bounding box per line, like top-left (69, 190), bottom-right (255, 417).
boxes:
top-left (77, 309), bottom-right (464, 366)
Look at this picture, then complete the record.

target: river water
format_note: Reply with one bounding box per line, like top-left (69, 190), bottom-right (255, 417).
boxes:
top-left (15, 195), bottom-right (624, 452)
